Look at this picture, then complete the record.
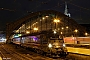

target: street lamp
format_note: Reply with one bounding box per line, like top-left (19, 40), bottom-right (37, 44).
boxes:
top-left (53, 30), bottom-right (57, 34)
top-left (33, 27), bottom-right (38, 32)
top-left (74, 29), bottom-right (78, 37)
top-left (26, 31), bottom-right (30, 34)
top-left (53, 19), bottom-right (60, 23)
top-left (61, 32), bottom-right (63, 34)
top-left (66, 26), bottom-right (68, 36)
top-left (74, 29), bottom-right (78, 44)
top-left (53, 19), bottom-right (60, 29)
top-left (85, 32), bottom-right (88, 36)
top-left (66, 26), bottom-right (68, 29)
top-left (33, 27), bottom-right (38, 30)
top-left (74, 29), bottom-right (78, 33)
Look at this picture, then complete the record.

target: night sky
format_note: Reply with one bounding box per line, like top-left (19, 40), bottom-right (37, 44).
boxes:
top-left (0, 0), bottom-right (90, 31)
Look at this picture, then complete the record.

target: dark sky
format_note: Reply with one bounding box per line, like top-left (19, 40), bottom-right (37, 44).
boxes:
top-left (0, 0), bottom-right (90, 31)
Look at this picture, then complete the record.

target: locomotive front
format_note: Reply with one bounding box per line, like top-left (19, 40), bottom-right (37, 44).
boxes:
top-left (47, 38), bottom-right (68, 56)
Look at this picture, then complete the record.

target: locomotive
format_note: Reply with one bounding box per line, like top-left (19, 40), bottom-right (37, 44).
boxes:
top-left (12, 33), bottom-right (68, 57)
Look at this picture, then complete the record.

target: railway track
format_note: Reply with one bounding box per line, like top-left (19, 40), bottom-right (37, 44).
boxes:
top-left (0, 44), bottom-right (90, 60)
top-left (0, 44), bottom-right (34, 60)
top-left (0, 44), bottom-right (53, 60)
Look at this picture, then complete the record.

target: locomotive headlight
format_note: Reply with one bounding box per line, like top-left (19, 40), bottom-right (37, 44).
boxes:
top-left (56, 46), bottom-right (60, 48)
top-left (48, 43), bottom-right (52, 48)
top-left (63, 44), bottom-right (66, 47)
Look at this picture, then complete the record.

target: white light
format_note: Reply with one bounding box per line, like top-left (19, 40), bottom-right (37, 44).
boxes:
top-left (14, 36), bottom-right (19, 38)
top-left (66, 26), bottom-right (68, 29)
top-left (42, 17), bottom-right (45, 20)
top-left (53, 19), bottom-right (60, 23)
top-left (85, 33), bottom-right (88, 36)
top-left (54, 31), bottom-right (57, 34)
top-left (56, 46), bottom-right (60, 48)
top-left (62, 27), bottom-right (64, 29)
top-left (33, 28), bottom-right (38, 30)
top-left (74, 29), bottom-right (78, 33)
top-left (48, 43), bottom-right (52, 48)
top-left (61, 32), bottom-right (63, 34)
top-left (26, 31), bottom-right (30, 34)
top-left (63, 44), bottom-right (66, 47)
top-left (46, 16), bottom-right (49, 17)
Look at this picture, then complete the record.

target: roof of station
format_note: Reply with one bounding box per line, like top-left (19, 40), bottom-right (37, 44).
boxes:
top-left (11, 10), bottom-right (79, 29)
top-left (6, 10), bottom-right (86, 39)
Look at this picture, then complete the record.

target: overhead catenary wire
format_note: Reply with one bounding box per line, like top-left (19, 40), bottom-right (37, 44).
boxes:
top-left (68, 2), bottom-right (90, 11)
top-left (0, 8), bottom-right (15, 12)
top-left (62, 0), bottom-right (90, 11)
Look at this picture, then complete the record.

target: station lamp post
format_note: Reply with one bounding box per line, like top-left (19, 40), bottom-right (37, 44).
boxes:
top-left (53, 19), bottom-right (60, 30)
top-left (74, 29), bottom-right (78, 36)
top-left (53, 19), bottom-right (60, 38)
top-left (66, 26), bottom-right (68, 37)
top-left (74, 29), bottom-right (78, 44)
top-left (85, 32), bottom-right (88, 37)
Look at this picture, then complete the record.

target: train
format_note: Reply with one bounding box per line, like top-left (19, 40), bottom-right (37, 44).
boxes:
top-left (64, 37), bottom-right (90, 44)
top-left (11, 34), bottom-right (68, 57)
top-left (0, 38), bottom-right (6, 44)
